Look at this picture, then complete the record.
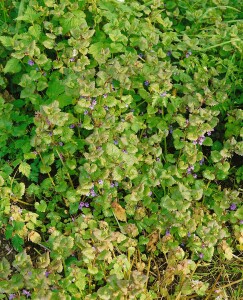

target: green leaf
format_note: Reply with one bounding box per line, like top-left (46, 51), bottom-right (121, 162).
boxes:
top-left (211, 151), bottom-right (222, 162)
top-left (235, 206), bottom-right (243, 219)
top-left (105, 143), bottom-right (121, 159)
top-left (60, 11), bottom-right (86, 34)
top-left (3, 58), bottom-right (21, 74)
top-left (29, 24), bottom-right (41, 39)
top-left (35, 200), bottom-right (47, 212)
top-left (203, 170), bottom-right (215, 180)
top-left (12, 235), bottom-right (24, 252)
top-left (112, 166), bottom-right (123, 181)
top-left (19, 162), bottom-right (31, 178)
top-left (0, 36), bottom-right (13, 47)
top-left (0, 258), bottom-right (11, 279)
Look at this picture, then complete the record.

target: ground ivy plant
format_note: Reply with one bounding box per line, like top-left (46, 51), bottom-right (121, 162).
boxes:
top-left (0, 0), bottom-right (242, 299)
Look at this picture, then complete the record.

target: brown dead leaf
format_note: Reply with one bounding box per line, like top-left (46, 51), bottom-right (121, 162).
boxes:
top-left (111, 201), bottom-right (127, 222)
top-left (147, 231), bottom-right (159, 252)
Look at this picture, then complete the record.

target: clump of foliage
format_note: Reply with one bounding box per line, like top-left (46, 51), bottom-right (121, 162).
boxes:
top-left (0, 0), bottom-right (242, 299)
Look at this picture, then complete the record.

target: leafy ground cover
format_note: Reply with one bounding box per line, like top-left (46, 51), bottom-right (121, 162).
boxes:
top-left (0, 0), bottom-right (243, 299)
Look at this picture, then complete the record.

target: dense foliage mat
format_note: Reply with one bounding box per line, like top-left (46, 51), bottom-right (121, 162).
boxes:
top-left (0, 0), bottom-right (242, 299)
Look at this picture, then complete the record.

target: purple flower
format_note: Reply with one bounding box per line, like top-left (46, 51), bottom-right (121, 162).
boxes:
top-left (144, 80), bottom-right (150, 87)
top-left (103, 94), bottom-right (108, 98)
top-left (28, 60), bottom-right (34, 66)
top-left (110, 182), bottom-right (115, 188)
top-left (198, 135), bottom-right (205, 145)
top-left (167, 51), bottom-right (172, 56)
top-left (114, 140), bottom-right (118, 145)
top-left (187, 232), bottom-right (191, 237)
top-left (98, 179), bottom-right (103, 185)
top-left (240, 220), bottom-right (243, 225)
top-left (160, 92), bottom-right (167, 97)
top-left (90, 188), bottom-right (97, 197)
top-left (186, 51), bottom-right (192, 58)
top-left (199, 158), bottom-right (204, 165)
top-left (138, 53), bottom-right (144, 58)
top-left (89, 105), bottom-right (94, 110)
top-left (193, 174), bottom-right (197, 178)
top-left (114, 181), bottom-right (118, 187)
top-left (207, 131), bottom-right (212, 136)
top-left (199, 253), bottom-right (204, 259)
top-left (165, 229), bottom-right (170, 236)
top-left (156, 157), bottom-right (160, 162)
top-left (22, 290), bottom-right (31, 298)
top-left (77, 122), bottom-right (82, 127)
top-left (45, 271), bottom-right (51, 277)
top-left (69, 124), bottom-right (75, 128)
top-left (84, 110), bottom-right (88, 115)
top-left (59, 142), bottom-right (63, 146)
top-left (169, 125), bottom-right (173, 134)
top-left (148, 191), bottom-right (152, 196)
top-left (92, 99), bottom-right (97, 106)
top-left (230, 203), bottom-right (237, 211)
top-left (79, 202), bottom-right (89, 209)
top-left (48, 132), bottom-right (53, 136)
top-left (193, 140), bottom-right (198, 145)
top-left (70, 57), bottom-right (75, 62)
top-left (187, 165), bottom-right (194, 174)
top-left (104, 105), bottom-right (109, 111)
top-left (9, 294), bottom-right (16, 300)
top-left (122, 149), bottom-right (128, 154)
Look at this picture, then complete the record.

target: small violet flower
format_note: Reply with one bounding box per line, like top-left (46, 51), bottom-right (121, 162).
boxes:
top-left (193, 174), bottom-right (197, 178)
top-left (45, 271), bottom-right (51, 277)
top-left (167, 51), bottom-right (172, 56)
top-left (199, 253), bottom-right (204, 259)
top-left (28, 60), bottom-right (34, 66)
top-left (90, 188), bottom-right (97, 197)
top-left (103, 94), bottom-right (108, 98)
top-left (98, 179), bottom-right (103, 185)
top-left (69, 124), bottom-right (75, 129)
top-left (199, 158), bottom-right (205, 165)
top-left (239, 220), bottom-right (243, 225)
top-left (59, 142), bottom-right (63, 146)
top-left (230, 203), bottom-right (237, 211)
top-left (114, 140), bottom-right (118, 145)
top-left (9, 294), bottom-right (16, 300)
top-left (144, 80), bottom-right (150, 87)
top-left (187, 165), bottom-right (194, 175)
top-left (160, 92), bottom-right (167, 97)
top-left (104, 105), bottom-right (109, 111)
top-left (22, 290), bottom-right (31, 298)
top-left (84, 110), bottom-right (88, 115)
top-left (187, 232), bottom-right (191, 237)
top-left (169, 125), bottom-right (173, 134)
top-left (165, 229), bottom-right (170, 236)
top-left (110, 182), bottom-right (115, 188)
top-left (79, 202), bottom-right (89, 209)
top-left (70, 57), bottom-right (75, 62)
top-left (186, 51), bottom-right (192, 58)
